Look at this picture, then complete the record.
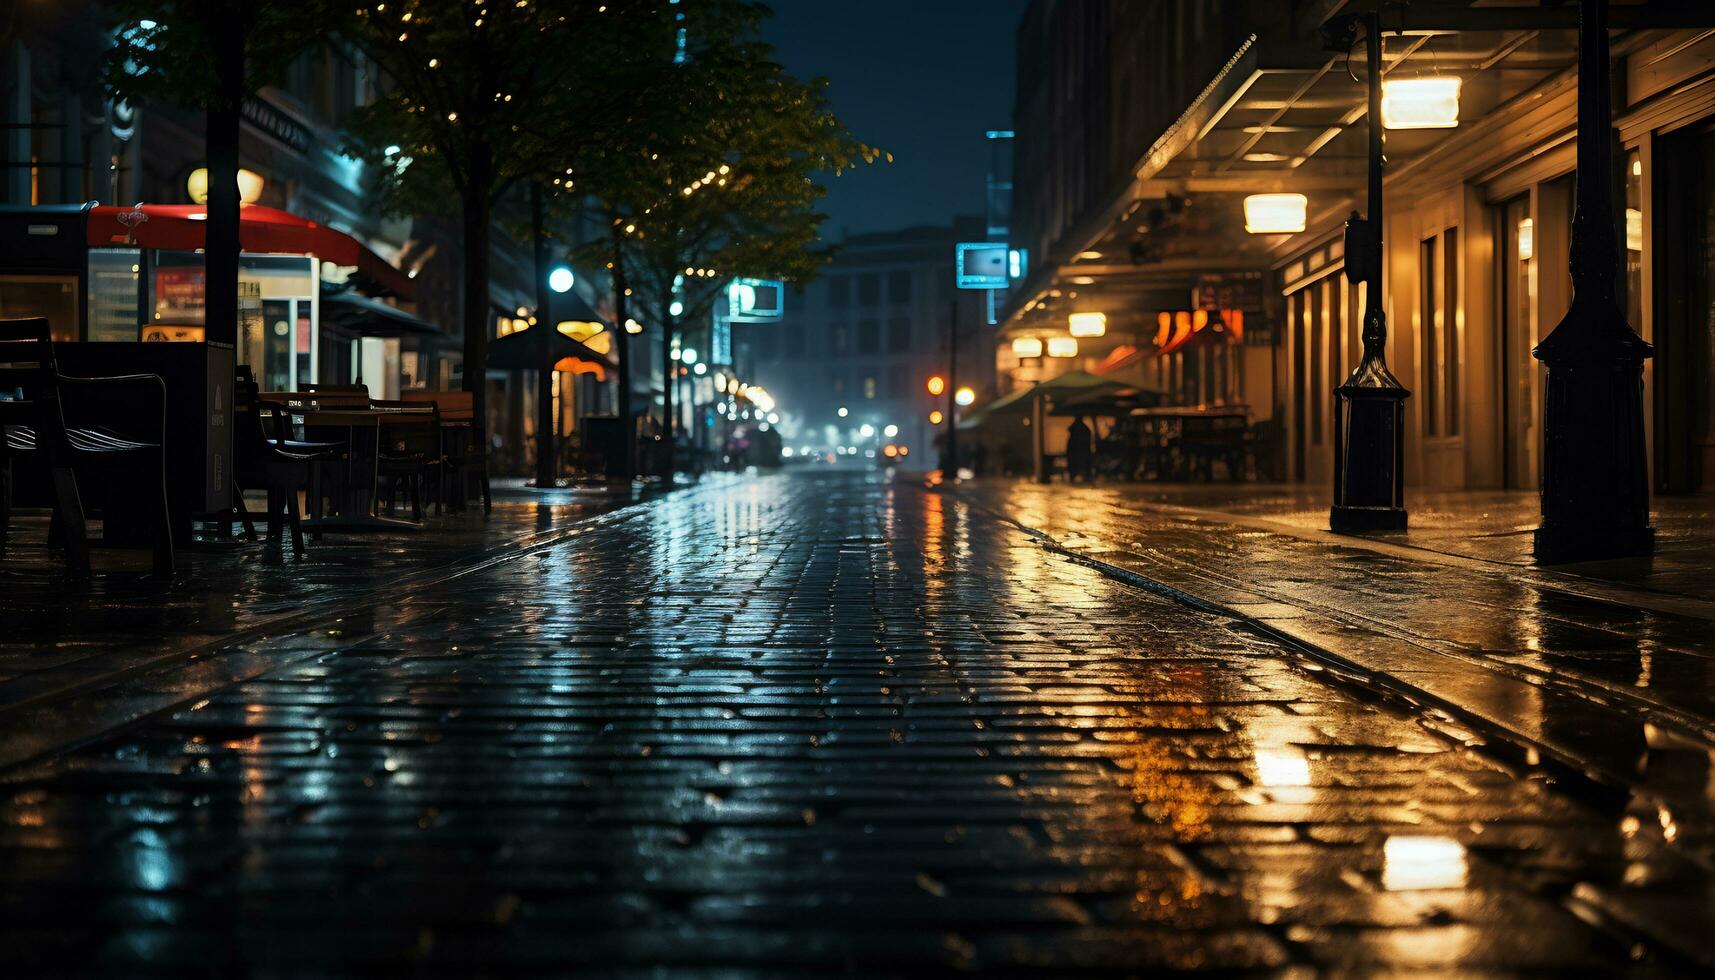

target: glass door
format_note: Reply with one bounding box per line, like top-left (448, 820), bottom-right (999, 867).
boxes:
top-left (1498, 195), bottom-right (1537, 488)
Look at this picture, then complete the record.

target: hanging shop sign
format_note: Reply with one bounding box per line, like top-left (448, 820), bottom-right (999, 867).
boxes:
top-left (954, 242), bottom-right (1009, 289)
top-left (726, 277), bottom-right (783, 322)
top-left (1192, 273), bottom-right (1265, 313)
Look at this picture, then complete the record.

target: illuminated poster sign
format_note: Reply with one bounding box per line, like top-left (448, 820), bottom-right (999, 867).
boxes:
top-left (955, 242), bottom-right (1008, 289)
top-left (726, 277), bottom-right (783, 322)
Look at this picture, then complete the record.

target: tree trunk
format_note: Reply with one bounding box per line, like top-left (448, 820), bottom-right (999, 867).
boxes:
top-left (532, 183), bottom-right (555, 488)
top-left (611, 228), bottom-right (633, 482)
top-left (461, 151), bottom-right (493, 450)
top-left (204, 9), bottom-right (243, 350)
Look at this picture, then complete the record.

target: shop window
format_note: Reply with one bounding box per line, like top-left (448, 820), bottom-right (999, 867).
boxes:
top-left (1624, 148), bottom-right (1644, 333)
top-left (1420, 230), bottom-right (1460, 437)
top-left (0, 275), bottom-right (78, 342)
top-left (86, 249), bottom-right (141, 342)
top-left (829, 323), bottom-right (848, 355)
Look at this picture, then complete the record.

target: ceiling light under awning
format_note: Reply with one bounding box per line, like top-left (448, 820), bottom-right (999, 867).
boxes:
top-left (1067, 312), bottom-right (1107, 338)
top-left (1243, 194), bottom-right (1307, 234)
top-left (1381, 76), bottom-right (1462, 130)
top-left (1011, 337), bottom-right (1044, 358)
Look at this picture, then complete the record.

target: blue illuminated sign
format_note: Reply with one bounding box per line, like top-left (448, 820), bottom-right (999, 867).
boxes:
top-left (1008, 248), bottom-right (1028, 280)
top-left (726, 277), bottom-right (784, 322)
top-left (955, 242), bottom-right (1008, 289)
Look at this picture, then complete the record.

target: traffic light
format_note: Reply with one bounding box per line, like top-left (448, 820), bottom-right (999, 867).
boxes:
top-left (928, 410), bottom-right (944, 425)
top-left (926, 375), bottom-right (946, 396)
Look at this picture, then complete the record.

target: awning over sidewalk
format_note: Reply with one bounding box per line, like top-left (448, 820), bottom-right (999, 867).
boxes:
top-left (322, 289), bottom-right (443, 340)
top-left (86, 203), bottom-right (415, 299)
top-left (487, 326), bottom-right (613, 381)
top-left (959, 371), bottom-right (1120, 429)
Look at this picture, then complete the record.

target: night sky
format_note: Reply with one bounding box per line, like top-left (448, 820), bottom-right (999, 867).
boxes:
top-left (762, 0), bottom-right (1029, 239)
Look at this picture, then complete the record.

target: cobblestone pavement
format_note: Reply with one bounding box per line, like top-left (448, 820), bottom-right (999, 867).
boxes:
top-left (1, 470), bottom-right (1706, 975)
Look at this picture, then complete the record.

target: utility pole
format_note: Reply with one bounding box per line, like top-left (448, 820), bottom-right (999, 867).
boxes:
top-left (1329, 10), bottom-right (1409, 533)
top-left (945, 291), bottom-right (958, 480)
top-left (610, 228), bottom-right (634, 484)
top-left (1532, 0), bottom-right (1654, 561)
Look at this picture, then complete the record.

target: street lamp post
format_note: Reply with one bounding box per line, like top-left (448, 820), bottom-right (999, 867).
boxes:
top-left (1532, 0), bottom-right (1653, 562)
top-left (531, 184), bottom-right (557, 489)
top-left (1330, 11), bottom-right (1410, 533)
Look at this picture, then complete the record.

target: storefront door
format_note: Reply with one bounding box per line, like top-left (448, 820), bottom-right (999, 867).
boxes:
top-left (1656, 125), bottom-right (1715, 493)
top-left (1497, 195), bottom-right (1538, 488)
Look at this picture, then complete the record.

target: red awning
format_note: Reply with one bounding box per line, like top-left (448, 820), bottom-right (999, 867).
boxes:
top-left (85, 204), bottom-right (414, 300)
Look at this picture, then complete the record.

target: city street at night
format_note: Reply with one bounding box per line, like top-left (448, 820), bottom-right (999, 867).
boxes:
top-left (2, 471), bottom-right (1710, 974)
top-left (6, 0), bottom-right (1715, 973)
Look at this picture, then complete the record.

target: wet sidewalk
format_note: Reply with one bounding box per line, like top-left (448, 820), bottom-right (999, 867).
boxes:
top-left (953, 480), bottom-right (1715, 869)
top-left (2, 470), bottom-right (1709, 973)
top-left (0, 481), bottom-right (667, 769)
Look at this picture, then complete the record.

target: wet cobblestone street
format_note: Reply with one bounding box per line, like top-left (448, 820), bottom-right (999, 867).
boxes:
top-left (1, 471), bottom-right (1705, 975)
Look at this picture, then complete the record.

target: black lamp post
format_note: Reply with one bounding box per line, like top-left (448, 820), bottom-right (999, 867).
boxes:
top-left (1330, 11), bottom-right (1410, 533)
top-left (1532, 0), bottom-right (1654, 563)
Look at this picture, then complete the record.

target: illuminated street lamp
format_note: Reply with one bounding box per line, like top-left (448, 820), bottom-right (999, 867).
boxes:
top-left (859, 423), bottom-right (875, 438)
top-left (929, 409), bottom-right (944, 425)
top-left (926, 375), bottom-right (945, 396)
top-left (1046, 337), bottom-right (1078, 358)
top-left (883, 424), bottom-right (899, 438)
top-left (837, 406), bottom-right (849, 418)
top-left (953, 386), bottom-right (975, 407)
top-left (548, 266), bottom-right (575, 293)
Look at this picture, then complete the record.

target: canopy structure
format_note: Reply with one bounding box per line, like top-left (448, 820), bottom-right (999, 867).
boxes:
top-left (85, 204), bottom-right (415, 299)
top-left (321, 289), bottom-right (442, 340)
top-left (488, 325), bottom-right (613, 381)
top-left (959, 370), bottom-right (1119, 429)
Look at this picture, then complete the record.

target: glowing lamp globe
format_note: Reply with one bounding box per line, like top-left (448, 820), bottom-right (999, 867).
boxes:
top-left (1046, 337), bottom-right (1078, 358)
top-left (548, 266), bottom-right (575, 293)
top-left (1244, 193), bottom-right (1307, 235)
top-left (953, 386), bottom-right (976, 407)
top-left (1381, 77), bottom-right (1461, 130)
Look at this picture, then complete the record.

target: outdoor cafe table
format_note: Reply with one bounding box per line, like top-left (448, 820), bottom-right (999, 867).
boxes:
top-left (262, 395), bottom-right (436, 531)
top-left (1128, 404), bottom-right (1250, 481)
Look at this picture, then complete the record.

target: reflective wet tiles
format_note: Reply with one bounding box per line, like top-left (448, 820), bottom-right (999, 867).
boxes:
top-left (0, 472), bottom-right (1701, 974)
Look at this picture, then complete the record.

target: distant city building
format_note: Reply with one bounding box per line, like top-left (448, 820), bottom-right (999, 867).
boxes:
top-left (733, 218), bottom-right (991, 461)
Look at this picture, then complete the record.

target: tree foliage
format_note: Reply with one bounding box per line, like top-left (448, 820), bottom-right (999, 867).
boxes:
top-left (570, 8), bottom-right (882, 328)
top-left (102, 0), bottom-right (345, 112)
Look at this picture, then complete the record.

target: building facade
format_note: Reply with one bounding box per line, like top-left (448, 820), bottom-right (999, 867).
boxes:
top-left (1003, 0), bottom-right (1715, 496)
top-left (0, 3), bottom-right (622, 477)
top-left (736, 218), bottom-right (992, 462)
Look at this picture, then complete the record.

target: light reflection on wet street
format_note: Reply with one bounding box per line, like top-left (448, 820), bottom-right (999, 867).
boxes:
top-left (0, 471), bottom-right (1703, 973)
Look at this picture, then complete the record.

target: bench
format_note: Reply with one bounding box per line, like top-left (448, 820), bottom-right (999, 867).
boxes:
top-left (0, 317), bottom-right (173, 576)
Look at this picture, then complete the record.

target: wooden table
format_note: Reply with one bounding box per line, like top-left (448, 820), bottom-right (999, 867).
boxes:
top-left (262, 397), bottom-right (435, 531)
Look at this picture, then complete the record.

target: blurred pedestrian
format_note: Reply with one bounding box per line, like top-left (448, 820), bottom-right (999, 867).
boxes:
top-left (1066, 415), bottom-right (1094, 482)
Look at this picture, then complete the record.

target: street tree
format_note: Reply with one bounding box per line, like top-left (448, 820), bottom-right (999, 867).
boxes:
top-left (104, 1), bottom-right (342, 349)
top-left (571, 15), bottom-right (878, 476)
top-left (343, 0), bottom-right (679, 435)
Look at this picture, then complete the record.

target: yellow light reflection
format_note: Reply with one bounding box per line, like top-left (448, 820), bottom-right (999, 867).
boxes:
top-left (1382, 835), bottom-right (1468, 891)
top-left (1253, 747), bottom-right (1311, 787)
